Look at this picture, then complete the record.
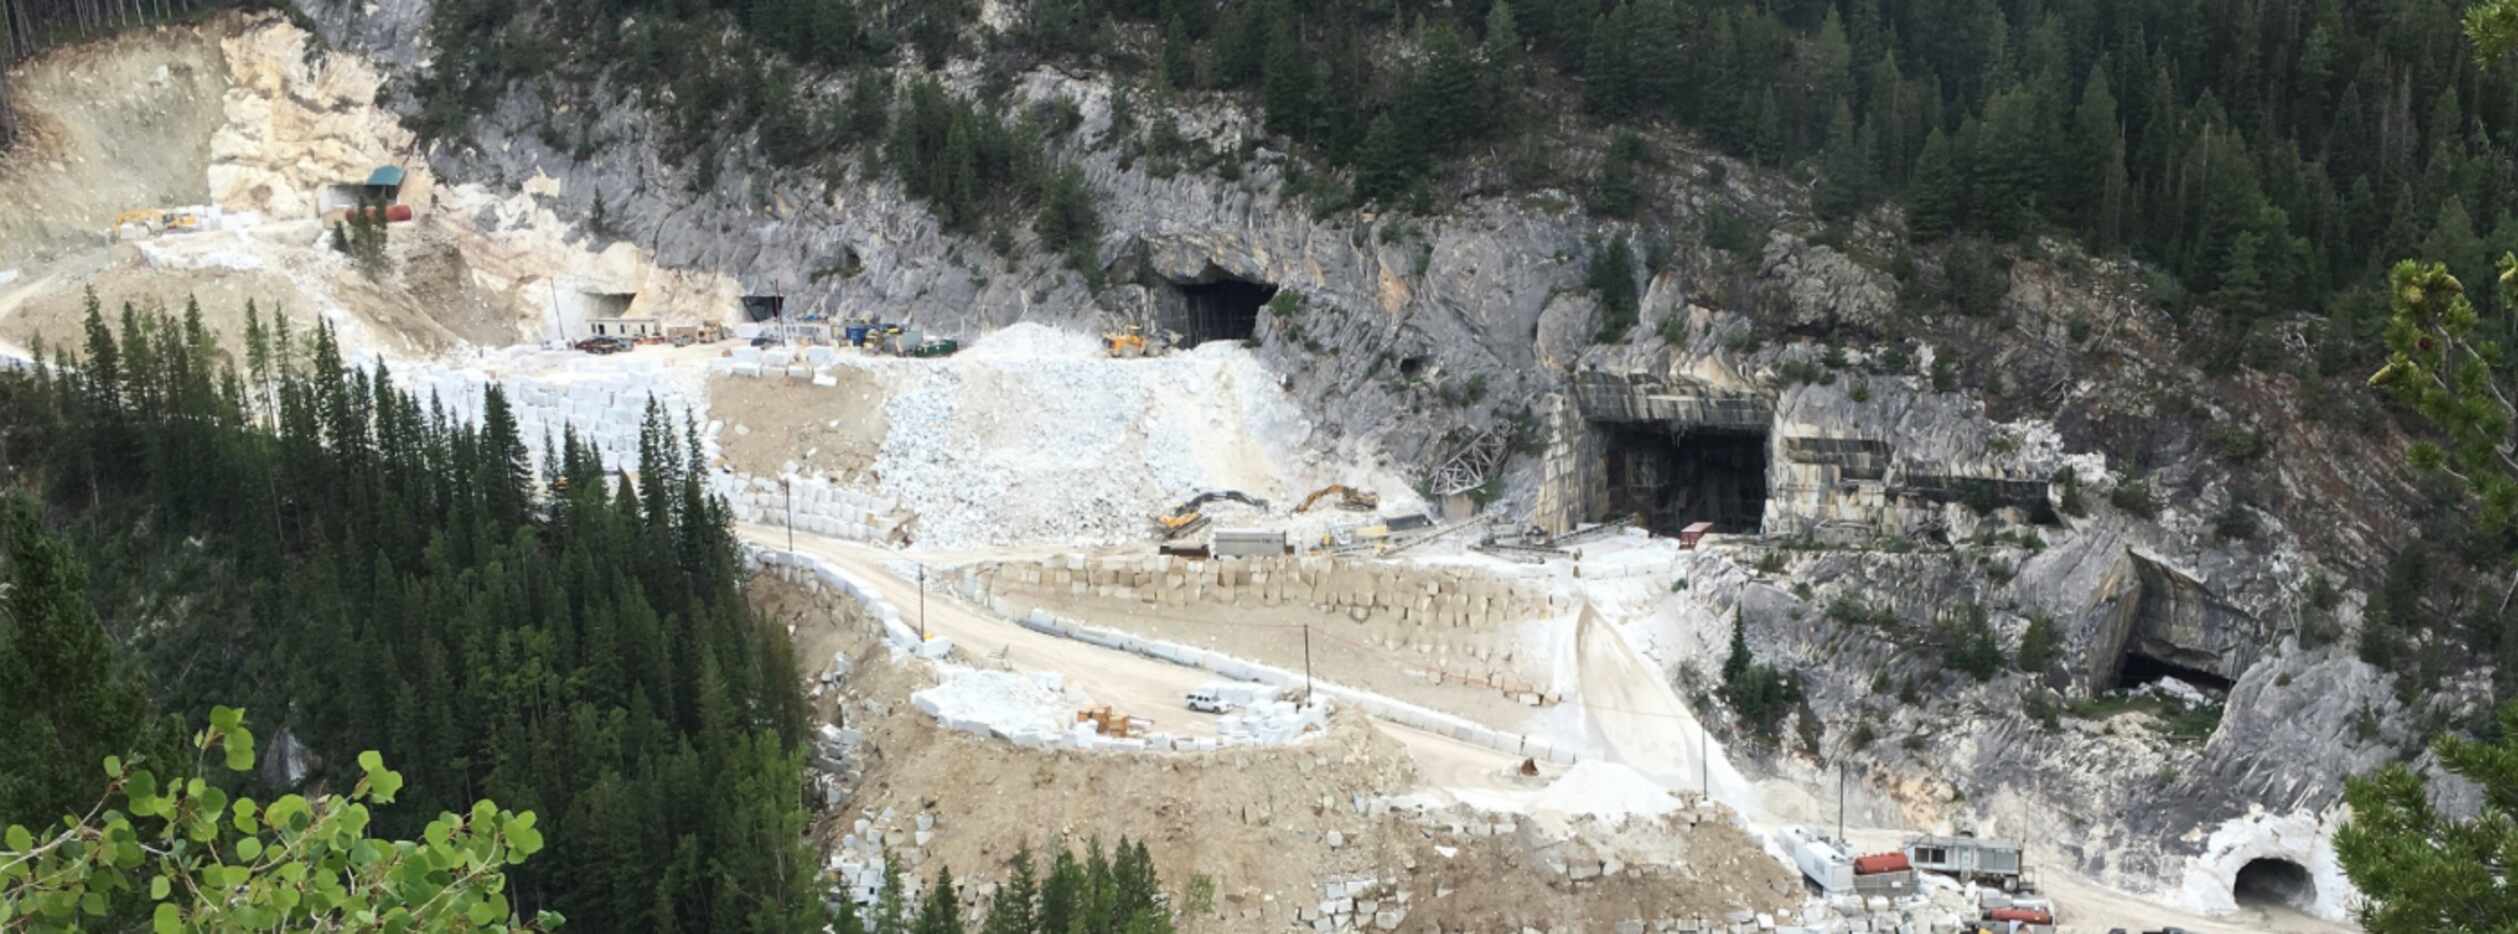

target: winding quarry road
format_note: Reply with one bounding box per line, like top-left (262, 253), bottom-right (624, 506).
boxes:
top-left (738, 523), bottom-right (2357, 934)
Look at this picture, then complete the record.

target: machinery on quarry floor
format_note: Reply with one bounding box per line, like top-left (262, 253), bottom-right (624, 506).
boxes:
top-left (1150, 491), bottom-right (1269, 539)
top-left (1295, 484), bottom-right (1379, 512)
top-left (1101, 315), bottom-right (1177, 358)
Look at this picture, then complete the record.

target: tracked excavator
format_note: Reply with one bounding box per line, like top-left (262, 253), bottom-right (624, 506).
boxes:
top-left (1150, 490), bottom-right (1269, 539)
top-left (1295, 484), bottom-right (1380, 513)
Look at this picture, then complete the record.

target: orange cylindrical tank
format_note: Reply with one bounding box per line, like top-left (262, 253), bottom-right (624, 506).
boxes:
top-left (1853, 852), bottom-right (1911, 875)
top-left (384, 203), bottom-right (414, 223)
top-left (1985, 907), bottom-right (2053, 925)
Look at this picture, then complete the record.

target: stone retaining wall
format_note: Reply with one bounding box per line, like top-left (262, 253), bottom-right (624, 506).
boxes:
top-left (717, 474), bottom-right (913, 545)
top-left (957, 553), bottom-right (1571, 702)
top-left (965, 553), bottom-right (1559, 629)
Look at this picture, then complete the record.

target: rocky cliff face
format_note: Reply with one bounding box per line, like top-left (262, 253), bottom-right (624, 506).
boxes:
top-left (282, 0), bottom-right (2484, 919)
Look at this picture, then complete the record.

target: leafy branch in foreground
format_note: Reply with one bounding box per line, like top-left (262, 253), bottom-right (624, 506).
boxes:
top-left (0, 707), bottom-right (557, 932)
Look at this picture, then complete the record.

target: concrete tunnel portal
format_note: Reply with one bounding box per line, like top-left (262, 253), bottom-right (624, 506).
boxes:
top-left (2233, 857), bottom-right (2317, 913)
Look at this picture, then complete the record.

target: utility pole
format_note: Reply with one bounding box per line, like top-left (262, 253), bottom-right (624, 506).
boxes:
top-left (918, 564), bottom-right (928, 641)
top-left (1837, 762), bottom-right (1847, 845)
top-left (1302, 625), bottom-right (1313, 704)
top-left (1701, 718), bottom-right (1709, 802)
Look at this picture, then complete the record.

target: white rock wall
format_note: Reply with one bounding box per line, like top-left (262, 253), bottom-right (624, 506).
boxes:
top-left (384, 348), bottom-right (717, 476)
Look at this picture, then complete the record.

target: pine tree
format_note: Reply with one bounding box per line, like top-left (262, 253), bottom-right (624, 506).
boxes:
top-left (915, 865), bottom-right (964, 934)
top-left (1591, 130), bottom-right (1645, 218)
top-left (1751, 87), bottom-right (1784, 164)
top-left (1160, 16), bottom-right (1194, 90)
top-left (1356, 114), bottom-right (1414, 202)
top-left (1818, 101), bottom-right (1868, 218)
top-left (1973, 86), bottom-right (2043, 237)
top-left (1260, 6), bottom-right (1312, 139)
top-left (0, 494), bottom-right (175, 826)
top-left (834, 887), bottom-right (865, 934)
top-left (1038, 846), bottom-right (1083, 934)
top-left (1722, 609), bottom-right (1753, 688)
top-left (2015, 614), bottom-right (2059, 674)
top-left (1909, 127), bottom-right (1959, 240)
top-left (1214, 2), bottom-right (1263, 89)
top-left (873, 853), bottom-right (912, 934)
top-left (2072, 58), bottom-right (2119, 222)
top-left (2335, 702), bottom-right (2518, 929)
top-left (2096, 128), bottom-right (2130, 251)
top-left (1586, 234), bottom-right (1639, 341)
top-left (1414, 21), bottom-right (1483, 146)
top-left (480, 383), bottom-right (533, 527)
top-left (980, 845), bottom-right (1038, 934)
top-left (1582, 11), bottom-right (1632, 117)
top-left (1483, 0), bottom-right (1522, 81)
top-left (1110, 838), bottom-right (1156, 923)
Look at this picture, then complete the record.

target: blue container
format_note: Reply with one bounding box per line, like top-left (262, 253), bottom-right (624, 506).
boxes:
top-left (844, 323), bottom-right (872, 345)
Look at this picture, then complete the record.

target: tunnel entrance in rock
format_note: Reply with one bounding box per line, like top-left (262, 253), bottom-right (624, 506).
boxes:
top-left (741, 295), bottom-right (786, 322)
top-left (2115, 650), bottom-right (2237, 693)
top-left (1599, 423), bottom-right (1770, 535)
top-left (1162, 269), bottom-right (1275, 345)
top-left (2234, 858), bottom-right (2316, 912)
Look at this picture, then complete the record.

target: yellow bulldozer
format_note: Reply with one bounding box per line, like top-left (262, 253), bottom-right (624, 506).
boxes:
top-left (1296, 484), bottom-right (1380, 513)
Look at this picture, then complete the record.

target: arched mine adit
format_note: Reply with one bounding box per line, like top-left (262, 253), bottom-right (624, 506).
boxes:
top-left (1155, 266), bottom-right (1277, 345)
top-left (2232, 857), bottom-right (2318, 912)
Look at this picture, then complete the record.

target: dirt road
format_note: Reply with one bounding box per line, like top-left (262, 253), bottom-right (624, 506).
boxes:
top-left (742, 523), bottom-right (1229, 737)
top-left (738, 523), bottom-right (1576, 785)
top-left (742, 527), bottom-right (2358, 933)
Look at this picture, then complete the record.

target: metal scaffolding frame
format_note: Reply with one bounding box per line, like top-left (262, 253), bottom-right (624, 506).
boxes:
top-left (1429, 430), bottom-right (1507, 496)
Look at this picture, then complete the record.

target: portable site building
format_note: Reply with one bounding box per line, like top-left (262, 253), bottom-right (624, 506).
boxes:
top-left (588, 317), bottom-right (665, 340)
top-left (1905, 834), bottom-right (2024, 882)
top-left (318, 166), bottom-right (408, 215)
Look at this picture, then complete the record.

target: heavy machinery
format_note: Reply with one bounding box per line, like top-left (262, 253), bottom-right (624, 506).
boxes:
top-left (1075, 705), bottom-right (1147, 738)
top-left (1150, 491), bottom-right (1269, 540)
top-left (1295, 484), bottom-right (1380, 513)
top-left (1154, 511), bottom-right (1211, 540)
top-left (110, 209), bottom-right (162, 234)
top-left (1104, 324), bottom-right (1151, 357)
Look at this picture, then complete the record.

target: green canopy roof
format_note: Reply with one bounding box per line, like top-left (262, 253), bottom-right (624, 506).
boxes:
top-left (365, 166), bottom-right (406, 187)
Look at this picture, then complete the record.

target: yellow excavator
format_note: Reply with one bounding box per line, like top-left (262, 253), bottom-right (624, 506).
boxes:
top-left (1105, 324), bottom-right (1150, 358)
top-left (109, 209), bottom-right (164, 240)
top-left (1296, 484), bottom-right (1380, 513)
top-left (1150, 490), bottom-right (1269, 539)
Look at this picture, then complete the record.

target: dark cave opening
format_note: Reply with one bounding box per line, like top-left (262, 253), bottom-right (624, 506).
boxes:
top-left (2115, 651), bottom-right (2237, 693)
top-left (1169, 273), bottom-right (1275, 345)
top-left (1599, 423), bottom-right (1770, 535)
top-left (1399, 355), bottom-right (1433, 380)
top-left (741, 295), bottom-right (786, 322)
top-left (2233, 858), bottom-right (2316, 912)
